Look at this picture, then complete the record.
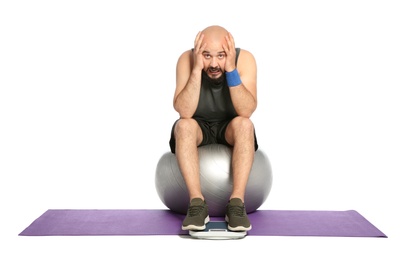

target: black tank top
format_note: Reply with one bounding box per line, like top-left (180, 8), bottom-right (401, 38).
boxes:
top-left (193, 48), bottom-right (241, 123)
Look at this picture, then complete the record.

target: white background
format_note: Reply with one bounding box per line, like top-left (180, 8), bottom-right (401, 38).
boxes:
top-left (1, 1), bottom-right (410, 259)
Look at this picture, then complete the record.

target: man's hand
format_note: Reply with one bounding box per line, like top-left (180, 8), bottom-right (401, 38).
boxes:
top-left (193, 31), bottom-right (207, 72)
top-left (223, 32), bottom-right (236, 72)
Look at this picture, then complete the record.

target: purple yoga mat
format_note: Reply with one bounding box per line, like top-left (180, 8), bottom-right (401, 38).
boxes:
top-left (19, 209), bottom-right (387, 237)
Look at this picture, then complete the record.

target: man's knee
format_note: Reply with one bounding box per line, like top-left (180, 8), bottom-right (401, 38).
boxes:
top-left (225, 117), bottom-right (256, 146)
top-left (174, 118), bottom-right (200, 138)
top-left (230, 116), bottom-right (255, 133)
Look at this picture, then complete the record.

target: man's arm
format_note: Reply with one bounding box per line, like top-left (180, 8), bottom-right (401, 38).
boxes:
top-left (228, 49), bottom-right (258, 118)
top-left (223, 33), bottom-right (257, 118)
top-left (173, 32), bottom-right (206, 119)
top-left (173, 51), bottom-right (201, 119)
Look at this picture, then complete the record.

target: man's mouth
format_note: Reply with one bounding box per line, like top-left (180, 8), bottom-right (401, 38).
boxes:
top-left (208, 67), bottom-right (221, 76)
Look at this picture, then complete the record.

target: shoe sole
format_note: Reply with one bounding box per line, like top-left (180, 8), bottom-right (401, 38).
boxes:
top-left (181, 216), bottom-right (210, 231)
top-left (225, 216), bottom-right (252, 231)
top-left (227, 225), bottom-right (252, 232)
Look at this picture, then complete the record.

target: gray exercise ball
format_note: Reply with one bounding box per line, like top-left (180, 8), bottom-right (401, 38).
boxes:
top-left (155, 144), bottom-right (273, 217)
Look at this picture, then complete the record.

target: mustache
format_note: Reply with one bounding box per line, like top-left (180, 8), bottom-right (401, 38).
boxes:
top-left (207, 66), bottom-right (222, 73)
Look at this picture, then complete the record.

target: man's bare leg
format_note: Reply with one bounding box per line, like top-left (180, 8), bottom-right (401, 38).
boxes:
top-left (174, 118), bottom-right (204, 201)
top-left (224, 116), bottom-right (255, 231)
top-left (225, 116), bottom-right (256, 201)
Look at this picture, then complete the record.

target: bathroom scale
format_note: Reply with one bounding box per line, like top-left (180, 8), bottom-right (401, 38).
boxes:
top-left (189, 221), bottom-right (247, 239)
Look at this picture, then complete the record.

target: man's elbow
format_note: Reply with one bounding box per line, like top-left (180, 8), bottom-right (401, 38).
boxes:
top-left (237, 109), bottom-right (256, 119)
top-left (176, 108), bottom-right (194, 119)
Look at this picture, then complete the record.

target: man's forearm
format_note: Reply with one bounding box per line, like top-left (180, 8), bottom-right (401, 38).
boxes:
top-left (229, 84), bottom-right (257, 118)
top-left (173, 70), bottom-right (202, 118)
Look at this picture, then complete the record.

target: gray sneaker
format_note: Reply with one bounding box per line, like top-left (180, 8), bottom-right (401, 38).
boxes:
top-left (182, 198), bottom-right (210, 231)
top-left (225, 198), bottom-right (252, 231)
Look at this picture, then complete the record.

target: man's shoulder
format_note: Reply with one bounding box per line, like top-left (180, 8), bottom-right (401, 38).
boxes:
top-left (237, 48), bottom-right (255, 63)
top-left (178, 49), bottom-right (193, 59)
top-left (176, 49), bottom-right (192, 64)
top-left (237, 48), bottom-right (253, 57)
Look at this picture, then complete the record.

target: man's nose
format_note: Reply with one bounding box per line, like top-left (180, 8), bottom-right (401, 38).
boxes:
top-left (210, 57), bottom-right (218, 67)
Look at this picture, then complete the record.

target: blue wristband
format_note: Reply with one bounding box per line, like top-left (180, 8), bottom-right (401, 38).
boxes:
top-left (225, 68), bottom-right (242, 87)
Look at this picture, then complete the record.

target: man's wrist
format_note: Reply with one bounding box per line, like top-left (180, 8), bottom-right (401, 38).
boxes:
top-left (225, 68), bottom-right (242, 87)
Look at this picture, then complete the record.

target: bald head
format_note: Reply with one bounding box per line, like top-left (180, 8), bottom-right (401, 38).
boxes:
top-left (201, 25), bottom-right (229, 51)
top-left (202, 25), bottom-right (228, 36)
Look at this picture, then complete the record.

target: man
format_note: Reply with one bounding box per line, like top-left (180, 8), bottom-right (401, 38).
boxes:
top-left (169, 25), bottom-right (258, 232)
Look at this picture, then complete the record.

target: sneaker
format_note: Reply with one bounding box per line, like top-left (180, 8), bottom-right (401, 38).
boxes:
top-left (225, 198), bottom-right (252, 231)
top-left (182, 198), bottom-right (210, 231)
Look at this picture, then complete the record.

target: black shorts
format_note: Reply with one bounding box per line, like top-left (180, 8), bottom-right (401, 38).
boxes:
top-left (169, 118), bottom-right (259, 154)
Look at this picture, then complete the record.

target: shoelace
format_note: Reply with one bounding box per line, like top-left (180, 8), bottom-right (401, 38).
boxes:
top-left (188, 205), bottom-right (204, 217)
top-left (228, 205), bottom-right (245, 217)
